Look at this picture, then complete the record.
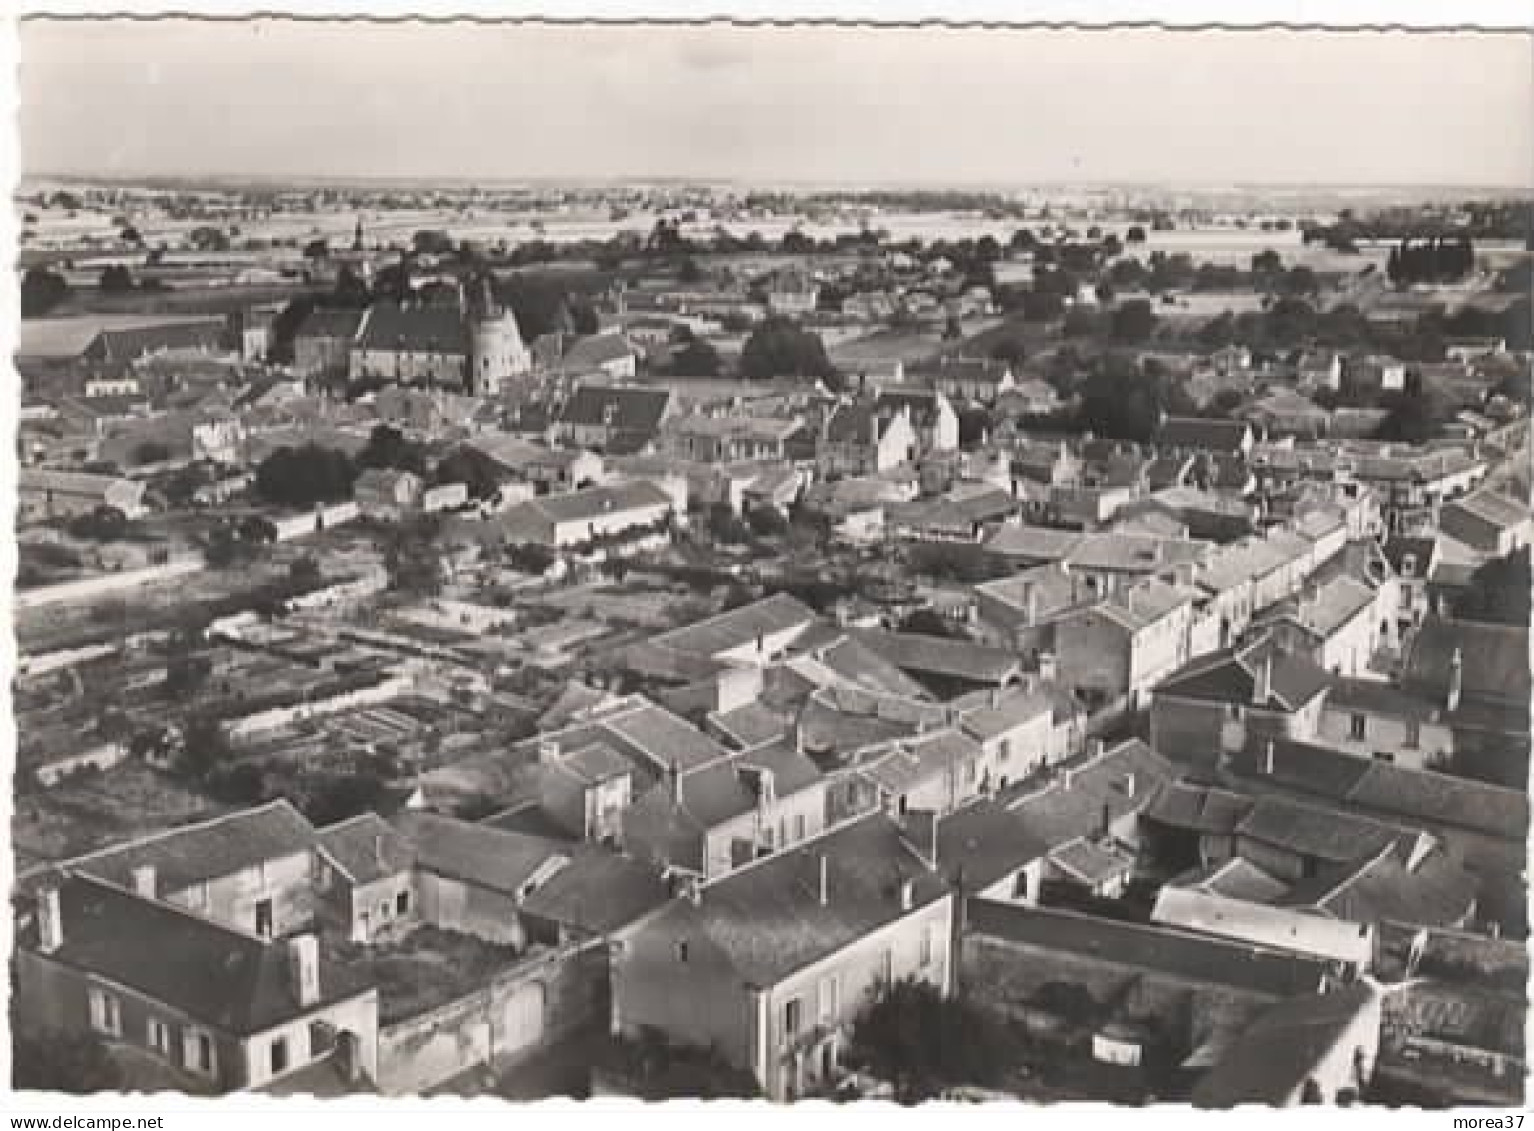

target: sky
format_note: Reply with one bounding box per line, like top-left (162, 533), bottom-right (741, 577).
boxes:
top-left (19, 20), bottom-right (1534, 188)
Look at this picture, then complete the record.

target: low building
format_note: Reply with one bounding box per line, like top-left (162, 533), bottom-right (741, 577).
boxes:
top-left (1054, 578), bottom-right (1202, 710)
top-left (353, 468), bottom-right (424, 521)
top-left (552, 384), bottom-right (674, 455)
top-left (611, 813), bottom-right (956, 1101)
top-left (1436, 490), bottom-right (1532, 557)
top-left (19, 468), bottom-right (149, 521)
top-left (491, 480), bottom-right (680, 551)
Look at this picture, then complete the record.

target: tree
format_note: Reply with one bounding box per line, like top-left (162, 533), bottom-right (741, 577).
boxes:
top-left (704, 503), bottom-right (752, 546)
top-left (433, 448), bottom-right (503, 501)
top-left (12, 1026), bottom-right (123, 1093)
top-left (255, 444), bottom-right (358, 507)
top-left (1125, 225), bottom-right (1147, 244)
top-left (98, 264), bottom-right (136, 293)
top-left (289, 554), bottom-right (323, 588)
top-left (21, 267), bottom-right (69, 317)
top-left (67, 505), bottom-right (129, 542)
top-left (667, 336), bottom-right (722, 378)
top-left (846, 978), bottom-right (1016, 1104)
top-left (384, 514), bottom-right (446, 596)
top-left (303, 237), bottom-right (330, 260)
top-left (744, 504), bottom-right (789, 539)
top-left (357, 424), bottom-right (428, 474)
top-left (739, 317), bottom-right (837, 382)
top-left (1110, 298), bottom-right (1157, 344)
top-left (131, 440), bottom-right (173, 466)
top-left (677, 256), bottom-right (703, 284)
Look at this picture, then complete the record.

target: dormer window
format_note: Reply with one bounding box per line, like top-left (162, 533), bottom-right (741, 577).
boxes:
top-left (1400, 553), bottom-right (1416, 578)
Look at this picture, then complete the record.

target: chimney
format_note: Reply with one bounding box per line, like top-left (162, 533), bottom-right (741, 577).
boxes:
top-left (1024, 584), bottom-right (1039, 626)
top-left (1447, 647), bottom-right (1464, 713)
top-left (287, 934), bottom-right (321, 1008)
top-left (899, 877), bottom-right (915, 912)
top-left (1264, 739), bottom-right (1276, 776)
top-left (538, 739), bottom-right (561, 764)
top-left (667, 760), bottom-right (683, 806)
top-left (1252, 652), bottom-right (1273, 706)
top-left (37, 884), bottom-right (63, 954)
top-left (374, 835), bottom-right (388, 872)
top-left (130, 863), bottom-right (157, 899)
top-left (1123, 772), bottom-right (1136, 799)
top-left (1061, 768), bottom-right (1075, 791)
top-left (818, 854), bottom-right (829, 907)
top-left (1088, 737), bottom-right (1105, 761)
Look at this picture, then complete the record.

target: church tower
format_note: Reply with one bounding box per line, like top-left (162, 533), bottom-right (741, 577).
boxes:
top-left (468, 275), bottom-right (530, 398)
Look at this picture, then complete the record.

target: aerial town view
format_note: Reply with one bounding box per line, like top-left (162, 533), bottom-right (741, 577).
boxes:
top-left (8, 16), bottom-right (1532, 1114)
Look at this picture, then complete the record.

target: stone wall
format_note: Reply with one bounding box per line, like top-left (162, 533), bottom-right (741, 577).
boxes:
top-left (375, 941), bottom-right (608, 1095)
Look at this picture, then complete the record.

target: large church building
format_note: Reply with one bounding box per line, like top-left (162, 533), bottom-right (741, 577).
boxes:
top-left (349, 279), bottom-right (530, 396)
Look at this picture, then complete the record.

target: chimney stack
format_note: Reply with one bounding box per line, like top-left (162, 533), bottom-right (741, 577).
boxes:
top-left (818, 855), bottom-right (829, 908)
top-left (130, 863), bottom-right (157, 900)
top-left (667, 760), bottom-right (683, 806)
top-left (287, 934), bottom-right (321, 1008)
top-left (1252, 652), bottom-right (1273, 706)
top-left (1447, 647), bottom-right (1464, 713)
top-left (1024, 584), bottom-right (1039, 626)
top-left (375, 834), bottom-right (387, 872)
top-left (1123, 772), bottom-right (1136, 799)
top-left (899, 877), bottom-right (915, 912)
top-left (37, 884), bottom-right (63, 954)
top-left (1264, 739), bottom-right (1276, 776)
top-left (538, 739), bottom-right (561, 764)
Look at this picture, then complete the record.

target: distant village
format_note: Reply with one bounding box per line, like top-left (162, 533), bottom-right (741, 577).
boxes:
top-left (11, 181), bottom-right (1533, 1106)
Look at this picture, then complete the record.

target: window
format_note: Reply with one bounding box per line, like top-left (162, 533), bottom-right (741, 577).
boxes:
top-left (920, 924), bottom-right (935, 967)
top-left (793, 814), bottom-right (806, 843)
top-left (783, 997), bottom-right (802, 1037)
top-left (818, 976), bottom-right (840, 1021)
top-left (194, 1032), bottom-right (214, 1075)
top-left (379, 900), bottom-right (391, 921)
top-left (270, 1037), bottom-right (289, 1077)
top-left (147, 1018), bottom-right (172, 1056)
top-left (675, 940), bottom-right (689, 964)
top-left (396, 890), bottom-right (411, 916)
top-left (88, 988), bottom-right (122, 1037)
top-left (1225, 702), bottom-right (1244, 721)
top-left (1350, 713), bottom-right (1367, 741)
top-left (255, 899), bottom-right (273, 939)
top-left (1405, 718), bottom-right (1421, 748)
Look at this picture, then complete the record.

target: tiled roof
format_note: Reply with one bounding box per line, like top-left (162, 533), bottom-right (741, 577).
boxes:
top-left (1047, 837), bottom-right (1134, 886)
top-left (643, 814), bottom-right (951, 986)
top-left (957, 685), bottom-right (1055, 741)
top-left (708, 702), bottom-right (791, 750)
top-left (391, 811), bottom-right (570, 897)
top-left (857, 728), bottom-right (984, 797)
top-left (1260, 575), bottom-right (1377, 640)
top-left (561, 332), bottom-right (637, 370)
top-left (1283, 847), bottom-right (1476, 929)
top-left (1167, 857), bottom-right (1290, 904)
top-left (649, 593), bottom-right (817, 659)
top-left (1441, 489), bottom-right (1530, 532)
top-left (934, 800), bottom-right (1051, 891)
top-left (294, 308), bottom-right (365, 342)
top-left (22, 875), bottom-right (373, 1035)
top-left (1403, 616), bottom-right (1531, 707)
top-left (1235, 797), bottom-right (1419, 866)
top-left (1154, 636), bottom-right (1332, 712)
top-left (968, 901), bottom-right (1329, 999)
top-left (1156, 416), bottom-right (1252, 454)
top-left (849, 628), bottom-right (1021, 685)
top-left (18, 800), bottom-right (315, 899)
top-left (1192, 984), bottom-right (1381, 1108)
top-left (518, 849), bottom-right (671, 936)
top-left (984, 524), bottom-right (1084, 562)
top-left (1143, 782), bottom-right (1255, 837)
top-left (875, 390), bottom-right (948, 429)
top-left (599, 701), bottom-right (734, 774)
top-left (316, 813), bottom-right (415, 886)
top-left (1005, 739), bottom-right (1175, 847)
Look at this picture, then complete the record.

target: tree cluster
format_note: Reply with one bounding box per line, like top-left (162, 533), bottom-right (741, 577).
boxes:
top-left (739, 317), bottom-right (839, 384)
top-left (1387, 236), bottom-right (1476, 287)
top-left (847, 978), bottom-right (1018, 1104)
top-left (254, 443), bottom-right (358, 508)
top-left (21, 267), bottom-right (69, 317)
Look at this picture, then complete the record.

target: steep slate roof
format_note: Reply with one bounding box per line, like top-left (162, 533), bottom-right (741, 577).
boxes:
top-left (390, 811), bottom-right (570, 897)
top-left (1154, 636), bottom-right (1332, 712)
top-left (557, 384), bottom-right (672, 433)
top-left (356, 301), bottom-right (470, 354)
top-left (18, 800), bottom-right (315, 898)
top-left (643, 813), bottom-right (951, 986)
top-left (1192, 983), bottom-right (1381, 1108)
top-left (968, 901), bottom-right (1330, 999)
top-left (22, 875), bottom-right (373, 1035)
top-left (316, 813), bottom-right (416, 885)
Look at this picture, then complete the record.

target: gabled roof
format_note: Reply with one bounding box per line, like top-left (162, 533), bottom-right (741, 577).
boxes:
top-left (636, 813), bottom-right (951, 986)
top-left (561, 332), bottom-right (637, 370)
top-left (517, 848), bottom-right (671, 936)
top-left (1006, 739), bottom-right (1175, 847)
top-left (18, 800), bottom-right (315, 899)
top-left (1156, 416), bottom-right (1253, 454)
top-left (1192, 984), bottom-right (1381, 1108)
top-left (316, 813), bottom-right (415, 886)
top-left (1441, 489), bottom-right (1531, 533)
top-left (1155, 636), bottom-right (1332, 712)
top-left (1259, 575), bottom-right (1377, 641)
top-left (356, 301), bottom-right (470, 354)
top-left (1281, 846), bottom-right (1476, 929)
top-left (21, 875), bottom-right (373, 1035)
top-left (1235, 796), bottom-right (1423, 866)
top-left (1166, 857), bottom-right (1290, 904)
top-left (1229, 738), bottom-right (1529, 843)
top-left (957, 685), bottom-right (1055, 741)
top-left (1403, 615), bottom-right (1530, 707)
top-left (935, 800), bottom-right (1052, 891)
top-left (557, 384), bottom-right (671, 433)
top-left (390, 811), bottom-right (570, 897)
top-left (849, 628), bottom-right (1021, 686)
top-left (648, 593), bottom-right (818, 659)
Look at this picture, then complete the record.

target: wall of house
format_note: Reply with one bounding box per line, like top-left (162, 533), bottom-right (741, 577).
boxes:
top-left (612, 914), bottom-right (757, 1073)
top-left (351, 348), bottom-right (468, 389)
top-left (1126, 611), bottom-right (1194, 704)
top-left (550, 501), bottom-right (672, 547)
top-left (375, 942), bottom-right (605, 1094)
top-left (414, 872), bottom-right (530, 947)
top-left (223, 674), bottom-right (414, 740)
top-left (244, 990), bottom-right (381, 1091)
top-left (344, 873), bottom-right (419, 944)
top-left (702, 786), bottom-right (829, 880)
top-left (295, 336), bottom-right (352, 377)
top-left (760, 896), bottom-right (954, 1101)
top-left (15, 950), bottom-right (244, 1091)
top-left (1056, 614), bottom-right (1130, 706)
top-left (1316, 706), bottom-right (1453, 768)
top-left (162, 850), bottom-right (315, 939)
top-left (982, 713), bottom-right (1056, 785)
top-left (1281, 992), bottom-right (1382, 1105)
